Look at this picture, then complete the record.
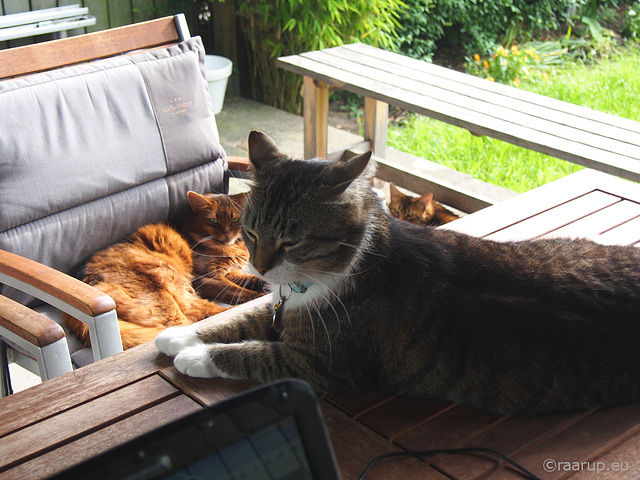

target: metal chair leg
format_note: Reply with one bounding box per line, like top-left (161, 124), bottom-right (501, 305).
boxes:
top-left (0, 340), bottom-right (14, 397)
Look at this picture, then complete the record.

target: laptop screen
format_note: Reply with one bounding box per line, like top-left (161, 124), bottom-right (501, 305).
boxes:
top-left (51, 379), bottom-right (340, 480)
top-left (168, 415), bottom-right (310, 479)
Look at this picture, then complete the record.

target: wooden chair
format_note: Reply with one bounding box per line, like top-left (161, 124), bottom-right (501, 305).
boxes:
top-left (0, 14), bottom-right (249, 396)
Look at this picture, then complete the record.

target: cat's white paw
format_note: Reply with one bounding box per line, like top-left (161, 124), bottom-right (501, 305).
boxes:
top-left (155, 325), bottom-right (203, 356)
top-left (173, 344), bottom-right (229, 378)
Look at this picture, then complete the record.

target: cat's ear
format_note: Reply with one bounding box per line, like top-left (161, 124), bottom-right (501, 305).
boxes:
top-left (187, 191), bottom-right (211, 212)
top-left (229, 192), bottom-right (249, 210)
top-left (389, 183), bottom-right (403, 202)
top-left (417, 193), bottom-right (434, 208)
top-left (323, 151), bottom-right (373, 196)
top-left (248, 130), bottom-right (286, 176)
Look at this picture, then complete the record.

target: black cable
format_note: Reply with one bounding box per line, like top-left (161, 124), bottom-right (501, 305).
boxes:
top-left (358, 447), bottom-right (542, 480)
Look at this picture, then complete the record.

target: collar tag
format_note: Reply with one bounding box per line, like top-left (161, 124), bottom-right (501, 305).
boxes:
top-left (290, 281), bottom-right (313, 293)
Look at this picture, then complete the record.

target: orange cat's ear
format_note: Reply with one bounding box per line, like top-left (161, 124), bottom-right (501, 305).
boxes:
top-left (230, 192), bottom-right (249, 210)
top-left (416, 193), bottom-right (434, 208)
top-left (389, 183), bottom-right (403, 202)
top-left (187, 191), bottom-right (211, 212)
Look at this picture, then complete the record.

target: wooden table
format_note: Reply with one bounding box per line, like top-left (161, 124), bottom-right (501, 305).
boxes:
top-left (277, 44), bottom-right (640, 183)
top-left (2, 169), bottom-right (640, 480)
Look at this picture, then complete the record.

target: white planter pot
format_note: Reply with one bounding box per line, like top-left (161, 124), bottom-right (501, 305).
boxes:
top-left (205, 55), bottom-right (233, 114)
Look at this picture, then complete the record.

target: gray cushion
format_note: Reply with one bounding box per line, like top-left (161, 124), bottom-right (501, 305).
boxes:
top-left (0, 36), bottom-right (227, 306)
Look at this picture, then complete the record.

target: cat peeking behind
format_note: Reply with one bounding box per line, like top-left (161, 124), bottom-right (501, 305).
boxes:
top-left (157, 131), bottom-right (640, 415)
top-left (65, 192), bottom-right (265, 350)
top-left (388, 183), bottom-right (459, 226)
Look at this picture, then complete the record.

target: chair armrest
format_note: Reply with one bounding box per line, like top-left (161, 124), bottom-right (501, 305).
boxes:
top-left (0, 249), bottom-right (122, 361)
top-left (0, 294), bottom-right (65, 348)
top-left (0, 249), bottom-right (115, 318)
top-left (227, 156), bottom-right (252, 173)
top-left (0, 294), bottom-right (73, 383)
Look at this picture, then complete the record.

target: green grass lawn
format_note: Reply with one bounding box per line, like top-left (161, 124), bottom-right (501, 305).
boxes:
top-left (387, 45), bottom-right (640, 193)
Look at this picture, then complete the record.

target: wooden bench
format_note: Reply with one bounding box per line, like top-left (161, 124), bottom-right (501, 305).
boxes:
top-left (277, 43), bottom-right (640, 212)
top-left (0, 5), bottom-right (96, 42)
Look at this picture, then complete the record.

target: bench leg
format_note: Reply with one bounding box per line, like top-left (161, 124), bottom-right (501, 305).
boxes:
top-left (303, 76), bottom-right (329, 159)
top-left (364, 97), bottom-right (388, 158)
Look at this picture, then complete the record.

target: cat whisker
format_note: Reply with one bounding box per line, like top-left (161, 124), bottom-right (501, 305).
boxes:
top-left (301, 301), bottom-right (317, 347)
top-left (191, 234), bottom-right (218, 249)
top-left (192, 251), bottom-right (237, 259)
top-left (338, 242), bottom-right (387, 258)
top-left (310, 300), bottom-right (332, 367)
top-left (299, 272), bottom-right (351, 329)
top-left (192, 268), bottom-right (229, 284)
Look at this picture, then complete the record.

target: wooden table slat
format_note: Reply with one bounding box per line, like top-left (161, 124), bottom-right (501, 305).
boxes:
top-left (159, 366), bottom-right (259, 406)
top-left (3, 395), bottom-right (201, 480)
top-left (570, 430), bottom-right (640, 479)
top-left (393, 404), bottom-right (506, 453)
top-left (508, 403), bottom-right (640, 480)
top-left (445, 170), bottom-right (635, 238)
top-left (543, 200), bottom-right (640, 241)
top-left (485, 190), bottom-right (620, 242)
top-left (595, 215), bottom-right (640, 245)
top-left (355, 396), bottom-right (453, 442)
top-left (0, 375), bottom-right (178, 473)
top-left (0, 341), bottom-right (172, 438)
top-left (325, 391), bottom-right (397, 417)
top-left (309, 48), bottom-right (640, 156)
top-left (343, 43), bottom-right (640, 137)
top-left (320, 404), bottom-right (448, 480)
top-left (430, 410), bottom-right (593, 480)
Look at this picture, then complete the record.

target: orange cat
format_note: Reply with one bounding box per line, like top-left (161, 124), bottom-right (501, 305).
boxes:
top-left (64, 223), bottom-right (227, 349)
top-left (388, 183), bottom-right (460, 226)
top-left (183, 191), bottom-right (267, 304)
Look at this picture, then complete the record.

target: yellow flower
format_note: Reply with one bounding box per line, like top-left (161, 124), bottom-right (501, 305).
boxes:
top-left (483, 60), bottom-right (490, 70)
top-left (513, 77), bottom-right (520, 86)
top-left (474, 53), bottom-right (480, 62)
top-left (488, 76), bottom-right (495, 82)
top-left (511, 45), bottom-right (520, 55)
top-left (497, 45), bottom-right (507, 57)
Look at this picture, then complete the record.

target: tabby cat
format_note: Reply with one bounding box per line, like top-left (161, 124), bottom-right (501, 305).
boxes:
top-left (156, 131), bottom-right (640, 415)
top-left (183, 191), bottom-right (266, 304)
top-left (388, 183), bottom-right (459, 226)
top-left (65, 223), bottom-right (227, 349)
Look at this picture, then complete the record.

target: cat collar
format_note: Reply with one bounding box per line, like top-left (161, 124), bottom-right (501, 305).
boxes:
top-left (271, 282), bottom-right (313, 333)
top-left (290, 281), bottom-right (313, 293)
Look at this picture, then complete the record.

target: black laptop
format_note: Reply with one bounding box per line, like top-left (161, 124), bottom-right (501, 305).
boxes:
top-left (51, 379), bottom-right (340, 480)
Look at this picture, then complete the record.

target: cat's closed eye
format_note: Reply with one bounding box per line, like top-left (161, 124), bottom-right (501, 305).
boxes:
top-left (279, 240), bottom-right (298, 252)
top-left (245, 229), bottom-right (258, 242)
top-left (275, 236), bottom-right (299, 252)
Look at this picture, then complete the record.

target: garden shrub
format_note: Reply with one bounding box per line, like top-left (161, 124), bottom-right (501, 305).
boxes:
top-left (394, 0), bottom-right (589, 61)
top-left (235, 0), bottom-right (404, 113)
top-left (622, 2), bottom-right (640, 41)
